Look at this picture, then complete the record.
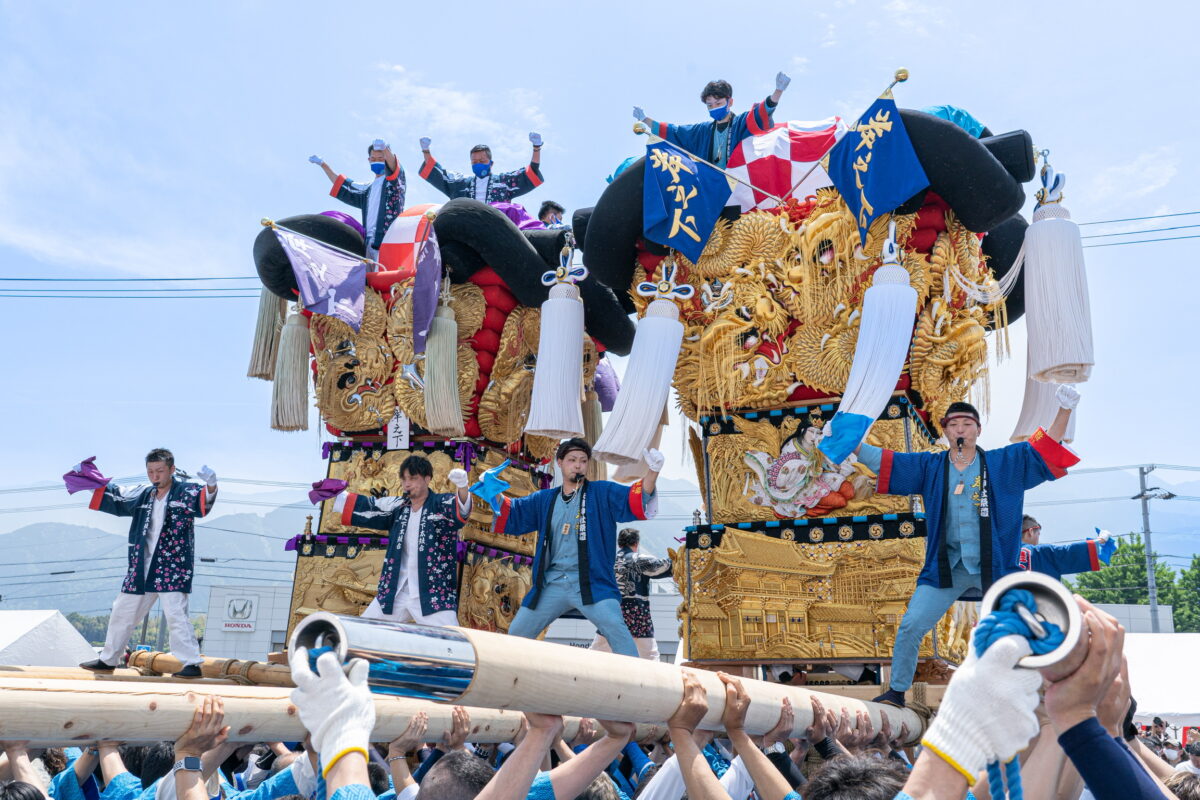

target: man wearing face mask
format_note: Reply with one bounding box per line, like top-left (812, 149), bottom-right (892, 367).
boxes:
top-left (480, 438), bottom-right (662, 658)
top-left (853, 385), bottom-right (1082, 708)
top-left (633, 72), bottom-right (791, 168)
top-left (309, 140), bottom-right (407, 260)
top-left (538, 200), bottom-right (569, 229)
top-left (418, 134), bottom-right (544, 204)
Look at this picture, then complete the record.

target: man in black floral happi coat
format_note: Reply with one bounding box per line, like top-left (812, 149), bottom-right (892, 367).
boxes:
top-left (590, 527), bottom-right (673, 661)
top-left (74, 448), bottom-right (217, 678)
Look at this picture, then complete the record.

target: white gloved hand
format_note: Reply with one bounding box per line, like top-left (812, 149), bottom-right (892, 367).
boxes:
top-left (197, 465), bottom-right (217, 488)
top-left (529, 132), bottom-right (543, 147)
top-left (419, 137), bottom-right (431, 151)
top-left (1097, 528), bottom-right (1111, 543)
top-left (1055, 384), bottom-right (1080, 410)
top-left (643, 448), bottom-right (665, 473)
top-left (776, 71), bottom-right (791, 92)
top-left (921, 636), bottom-right (1041, 782)
top-left (632, 106), bottom-right (645, 121)
top-left (447, 468), bottom-right (469, 489)
top-left (308, 155), bottom-right (324, 165)
top-left (290, 648), bottom-right (376, 777)
top-left (372, 138), bottom-right (387, 151)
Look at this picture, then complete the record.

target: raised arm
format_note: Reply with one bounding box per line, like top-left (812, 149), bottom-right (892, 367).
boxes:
top-left (1047, 385), bottom-right (1079, 443)
top-left (666, 672), bottom-right (733, 800)
top-left (715, 673), bottom-right (793, 800)
top-left (476, 713), bottom-right (564, 800)
top-left (310, 156), bottom-right (339, 185)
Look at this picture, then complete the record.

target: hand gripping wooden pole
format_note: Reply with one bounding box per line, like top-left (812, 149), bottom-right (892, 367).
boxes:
top-left (292, 613), bottom-right (927, 743)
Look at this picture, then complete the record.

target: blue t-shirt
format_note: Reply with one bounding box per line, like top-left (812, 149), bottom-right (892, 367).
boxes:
top-left (944, 455), bottom-right (982, 574)
top-left (546, 491), bottom-right (582, 583)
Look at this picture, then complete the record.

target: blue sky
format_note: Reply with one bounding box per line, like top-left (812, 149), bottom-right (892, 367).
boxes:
top-left (0, 1), bottom-right (1197, 560)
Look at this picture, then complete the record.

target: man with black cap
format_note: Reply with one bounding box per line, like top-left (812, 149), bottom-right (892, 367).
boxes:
top-left (483, 437), bottom-right (662, 658)
top-left (855, 385), bottom-right (1082, 707)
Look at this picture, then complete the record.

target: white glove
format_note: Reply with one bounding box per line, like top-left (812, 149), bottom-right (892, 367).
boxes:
top-left (632, 106), bottom-right (645, 121)
top-left (290, 648), bottom-right (376, 777)
top-left (308, 155), bottom-right (324, 165)
top-left (1096, 528), bottom-right (1111, 543)
top-left (197, 465), bottom-right (217, 488)
top-left (1055, 384), bottom-right (1080, 410)
top-left (643, 448), bottom-right (665, 473)
top-left (775, 71), bottom-right (791, 92)
top-left (529, 132), bottom-right (543, 147)
top-left (419, 137), bottom-right (431, 151)
top-left (922, 636), bottom-right (1041, 781)
top-left (447, 468), bottom-right (469, 489)
top-left (372, 138), bottom-right (387, 151)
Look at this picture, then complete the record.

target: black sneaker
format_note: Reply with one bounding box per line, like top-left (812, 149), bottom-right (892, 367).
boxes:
top-left (79, 658), bottom-right (117, 672)
top-left (872, 688), bottom-right (906, 708)
top-left (173, 664), bottom-right (203, 679)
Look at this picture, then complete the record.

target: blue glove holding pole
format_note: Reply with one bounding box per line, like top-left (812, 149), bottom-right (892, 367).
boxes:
top-left (470, 460), bottom-right (512, 514)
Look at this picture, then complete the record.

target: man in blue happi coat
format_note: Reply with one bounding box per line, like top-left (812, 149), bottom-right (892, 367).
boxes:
top-left (633, 72), bottom-right (792, 167)
top-left (857, 386), bottom-right (1082, 707)
top-left (1018, 514), bottom-right (1116, 581)
top-left (481, 438), bottom-right (662, 658)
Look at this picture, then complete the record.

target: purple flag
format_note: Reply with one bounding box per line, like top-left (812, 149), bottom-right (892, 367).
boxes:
top-left (308, 478), bottom-right (348, 505)
top-left (412, 225), bottom-right (442, 354)
top-left (274, 229), bottom-right (367, 331)
top-left (63, 456), bottom-right (110, 495)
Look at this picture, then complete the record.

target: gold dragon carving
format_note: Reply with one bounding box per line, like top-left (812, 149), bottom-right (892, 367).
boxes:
top-left (310, 289), bottom-right (397, 432)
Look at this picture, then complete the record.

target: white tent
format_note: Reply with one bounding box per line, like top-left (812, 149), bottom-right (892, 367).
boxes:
top-left (1125, 633), bottom-right (1200, 728)
top-left (0, 610), bottom-right (97, 667)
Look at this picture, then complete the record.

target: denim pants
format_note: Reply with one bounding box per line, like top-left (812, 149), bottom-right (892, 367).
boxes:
top-left (889, 567), bottom-right (982, 691)
top-left (508, 578), bottom-right (640, 658)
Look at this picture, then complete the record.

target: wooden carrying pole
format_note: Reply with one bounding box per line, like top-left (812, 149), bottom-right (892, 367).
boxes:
top-left (126, 651), bottom-right (295, 686)
top-left (0, 678), bottom-right (666, 746)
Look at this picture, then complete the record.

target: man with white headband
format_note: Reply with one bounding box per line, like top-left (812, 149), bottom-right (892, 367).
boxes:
top-left (855, 385), bottom-right (1081, 708)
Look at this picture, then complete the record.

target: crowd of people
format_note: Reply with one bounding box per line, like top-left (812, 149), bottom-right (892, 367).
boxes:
top-left (2, 595), bottom-right (1194, 800)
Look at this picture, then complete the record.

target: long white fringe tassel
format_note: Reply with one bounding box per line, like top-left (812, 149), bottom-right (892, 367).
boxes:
top-left (525, 282), bottom-right (586, 438)
top-left (271, 311), bottom-right (310, 431)
top-left (819, 221), bottom-right (918, 465)
top-left (248, 289), bottom-right (287, 380)
top-left (1024, 166), bottom-right (1094, 384)
top-left (582, 388), bottom-right (607, 482)
top-left (423, 303), bottom-right (466, 437)
top-left (1010, 337), bottom-right (1077, 443)
top-left (613, 404), bottom-right (668, 482)
top-left (594, 296), bottom-right (687, 465)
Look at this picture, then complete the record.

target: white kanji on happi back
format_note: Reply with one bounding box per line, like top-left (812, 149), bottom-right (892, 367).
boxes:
top-left (726, 117), bottom-right (847, 212)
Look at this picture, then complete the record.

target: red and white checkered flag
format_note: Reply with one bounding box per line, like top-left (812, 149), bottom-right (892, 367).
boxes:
top-left (378, 203), bottom-right (442, 273)
top-left (726, 117), bottom-right (847, 212)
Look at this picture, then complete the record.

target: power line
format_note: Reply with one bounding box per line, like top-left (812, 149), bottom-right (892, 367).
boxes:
top-left (1078, 211), bottom-right (1200, 226)
top-left (1026, 495), bottom-right (1131, 507)
top-left (1081, 224), bottom-right (1200, 240)
top-left (1083, 234), bottom-right (1200, 249)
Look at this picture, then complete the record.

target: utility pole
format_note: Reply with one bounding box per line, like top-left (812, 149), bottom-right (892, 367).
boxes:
top-left (1138, 466), bottom-right (1160, 632)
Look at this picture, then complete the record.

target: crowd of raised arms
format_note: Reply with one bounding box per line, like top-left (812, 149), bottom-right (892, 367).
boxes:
top-left (2, 594), bottom-right (1196, 800)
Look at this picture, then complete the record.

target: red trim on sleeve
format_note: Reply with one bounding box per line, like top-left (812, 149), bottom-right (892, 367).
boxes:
top-left (1087, 539), bottom-right (1101, 571)
top-left (386, 161), bottom-right (401, 181)
top-left (330, 175), bottom-right (347, 197)
top-left (89, 486), bottom-right (105, 511)
top-left (453, 494), bottom-right (468, 524)
top-left (657, 122), bottom-right (668, 139)
top-left (629, 481), bottom-right (647, 521)
top-left (340, 492), bottom-right (358, 527)
top-left (198, 488), bottom-right (207, 517)
top-left (524, 165), bottom-right (543, 188)
top-left (494, 496), bottom-right (512, 532)
top-left (746, 103), bottom-right (768, 135)
top-left (419, 155), bottom-right (436, 180)
top-left (877, 450), bottom-right (895, 494)
top-left (1028, 427), bottom-right (1080, 479)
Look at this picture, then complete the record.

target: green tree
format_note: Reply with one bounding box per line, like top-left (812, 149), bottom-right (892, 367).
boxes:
top-left (66, 612), bottom-right (110, 646)
top-left (1066, 534), bottom-right (1177, 610)
top-left (1172, 554), bottom-right (1200, 632)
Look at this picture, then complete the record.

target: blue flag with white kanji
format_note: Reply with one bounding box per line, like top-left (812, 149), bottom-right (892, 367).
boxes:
top-left (642, 141), bottom-right (732, 262)
top-left (827, 95), bottom-right (929, 241)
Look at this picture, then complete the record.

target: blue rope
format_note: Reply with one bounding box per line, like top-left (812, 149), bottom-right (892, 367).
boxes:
top-left (971, 589), bottom-right (1063, 800)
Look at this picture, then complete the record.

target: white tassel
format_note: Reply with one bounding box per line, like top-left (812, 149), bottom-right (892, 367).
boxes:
top-left (613, 407), bottom-right (666, 482)
top-left (525, 282), bottom-right (586, 438)
top-left (271, 311), bottom-right (310, 432)
top-left (1010, 336), bottom-right (1077, 444)
top-left (423, 304), bottom-right (465, 437)
top-left (594, 299), bottom-right (684, 465)
top-left (582, 389), bottom-right (607, 482)
top-left (1024, 167), bottom-right (1094, 384)
top-left (247, 289), bottom-right (286, 380)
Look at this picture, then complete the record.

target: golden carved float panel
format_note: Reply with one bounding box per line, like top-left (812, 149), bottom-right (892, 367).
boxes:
top-left (672, 532), bottom-right (974, 664)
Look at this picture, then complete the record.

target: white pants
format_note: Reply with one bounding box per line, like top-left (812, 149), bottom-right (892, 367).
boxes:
top-left (99, 591), bottom-right (202, 666)
top-left (362, 596), bottom-right (459, 627)
top-left (590, 633), bottom-right (661, 661)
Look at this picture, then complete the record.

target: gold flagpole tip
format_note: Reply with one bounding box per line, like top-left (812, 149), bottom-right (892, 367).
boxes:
top-left (260, 217), bottom-right (275, 227)
top-left (423, 211), bottom-right (437, 221)
top-left (894, 68), bottom-right (910, 82)
top-left (633, 123), bottom-right (647, 135)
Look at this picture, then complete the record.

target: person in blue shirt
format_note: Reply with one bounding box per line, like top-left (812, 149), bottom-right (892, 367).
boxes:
top-left (1018, 514), bottom-right (1116, 581)
top-left (633, 73), bottom-right (791, 168)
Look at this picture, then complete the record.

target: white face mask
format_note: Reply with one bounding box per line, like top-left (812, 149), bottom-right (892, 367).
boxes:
top-left (1165, 749), bottom-right (1179, 760)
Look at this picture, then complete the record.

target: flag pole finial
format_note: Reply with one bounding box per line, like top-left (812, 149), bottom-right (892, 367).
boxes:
top-left (894, 68), bottom-right (909, 83)
top-left (633, 122), bottom-right (647, 135)
top-left (261, 218), bottom-right (275, 228)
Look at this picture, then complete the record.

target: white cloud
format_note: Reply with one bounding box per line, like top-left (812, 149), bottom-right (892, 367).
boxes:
top-left (882, 0), bottom-right (941, 37)
top-left (1087, 146), bottom-right (1179, 206)
top-left (790, 55), bottom-right (811, 74)
top-left (820, 23), bottom-right (838, 47)
top-left (371, 65), bottom-right (548, 167)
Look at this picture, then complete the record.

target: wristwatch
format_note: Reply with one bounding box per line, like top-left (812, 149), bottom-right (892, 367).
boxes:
top-left (173, 757), bottom-right (202, 773)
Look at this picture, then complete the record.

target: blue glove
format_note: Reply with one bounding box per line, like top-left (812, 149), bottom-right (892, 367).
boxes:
top-left (470, 460), bottom-right (512, 514)
top-left (1096, 528), bottom-right (1117, 565)
top-left (308, 155), bottom-right (324, 165)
